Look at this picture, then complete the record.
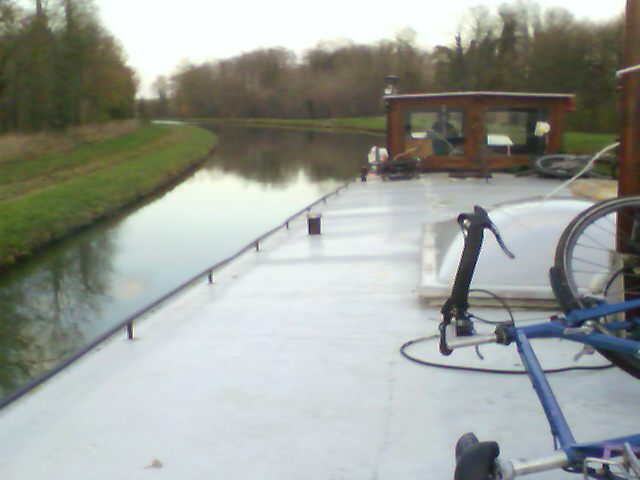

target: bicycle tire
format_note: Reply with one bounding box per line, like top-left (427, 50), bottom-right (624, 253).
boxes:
top-left (534, 154), bottom-right (591, 179)
top-left (553, 195), bottom-right (640, 378)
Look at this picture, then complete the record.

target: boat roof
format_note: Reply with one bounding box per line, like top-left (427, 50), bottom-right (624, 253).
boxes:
top-left (0, 173), bottom-right (637, 479)
top-left (384, 91), bottom-right (575, 101)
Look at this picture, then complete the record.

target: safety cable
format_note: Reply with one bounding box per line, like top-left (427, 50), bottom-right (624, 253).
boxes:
top-left (400, 335), bottom-right (613, 375)
top-left (466, 288), bottom-right (515, 326)
top-left (401, 289), bottom-right (613, 375)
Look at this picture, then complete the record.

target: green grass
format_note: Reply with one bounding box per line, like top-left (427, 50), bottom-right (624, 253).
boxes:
top-left (563, 131), bottom-right (618, 154)
top-left (0, 127), bottom-right (168, 187)
top-left (0, 124), bottom-right (217, 266)
top-left (323, 117), bottom-right (386, 130)
top-left (192, 116), bottom-right (386, 133)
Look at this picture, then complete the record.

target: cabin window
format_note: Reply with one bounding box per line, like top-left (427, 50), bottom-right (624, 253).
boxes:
top-left (405, 109), bottom-right (465, 156)
top-left (484, 108), bottom-right (549, 156)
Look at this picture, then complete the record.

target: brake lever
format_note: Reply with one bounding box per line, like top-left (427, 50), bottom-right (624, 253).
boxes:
top-left (460, 207), bottom-right (515, 260)
top-left (439, 298), bottom-right (475, 356)
top-left (439, 206), bottom-right (514, 357)
top-left (487, 222), bottom-right (515, 259)
top-left (439, 306), bottom-right (454, 356)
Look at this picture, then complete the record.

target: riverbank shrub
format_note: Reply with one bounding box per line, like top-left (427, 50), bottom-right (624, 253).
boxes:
top-left (0, 120), bottom-right (142, 164)
top-left (0, 124), bottom-right (217, 267)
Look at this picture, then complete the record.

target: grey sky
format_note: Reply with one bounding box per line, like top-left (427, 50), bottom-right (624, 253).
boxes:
top-left (93, 0), bottom-right (626, 96)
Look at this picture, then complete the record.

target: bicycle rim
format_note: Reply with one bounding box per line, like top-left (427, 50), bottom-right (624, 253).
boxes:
top-left (553, 195), bottom-right (640, 378)
top-left (535, 155), bottom-right (588, 178)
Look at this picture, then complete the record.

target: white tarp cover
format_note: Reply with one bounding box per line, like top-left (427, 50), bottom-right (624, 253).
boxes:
top-left (419, 197), bottom-right (594, 306)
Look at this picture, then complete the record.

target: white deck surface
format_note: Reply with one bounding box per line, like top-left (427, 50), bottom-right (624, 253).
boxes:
top-left (1, 173), bottom-right (640, 479)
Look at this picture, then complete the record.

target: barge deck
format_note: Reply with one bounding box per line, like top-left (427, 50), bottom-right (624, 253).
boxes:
top-left (1, 174), bottom-right (639, 479)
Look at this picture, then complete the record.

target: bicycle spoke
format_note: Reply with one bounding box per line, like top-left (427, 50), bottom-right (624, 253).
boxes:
top-left (573, 242), bottom-right (613, 253)
top-left (573, 229), bottom-right (615, 251)
top-left (554, 195), bottom-right (640, 379)
top-left (570, 256), bottom-right (614, 270)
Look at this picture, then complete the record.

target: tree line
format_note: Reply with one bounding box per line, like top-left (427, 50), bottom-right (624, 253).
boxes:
top-left (0, 0), bottom-right (137, 133)
top-left (159, 2), bottom-right (623, 132)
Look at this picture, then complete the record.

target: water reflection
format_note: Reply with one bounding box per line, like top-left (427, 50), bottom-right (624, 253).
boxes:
top-left (0, 234), bottom-right (115, 394)
top-left (208, 126), bottom-right (377, 183)
top-left (0, 126), bottom-right (382, 398)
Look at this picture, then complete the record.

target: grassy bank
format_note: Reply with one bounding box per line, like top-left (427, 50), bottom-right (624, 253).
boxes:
top-left (563, 131), bottom-right (618, 153)
top-left (193, 117), bottom-right (386, 134)
top-left (0, 123), bottom-right (217, 267)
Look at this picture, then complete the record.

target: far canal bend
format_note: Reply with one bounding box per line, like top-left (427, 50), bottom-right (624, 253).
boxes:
top-left (0, 126), bottom-right (382, 400)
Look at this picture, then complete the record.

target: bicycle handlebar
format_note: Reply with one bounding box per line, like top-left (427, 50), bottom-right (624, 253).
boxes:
top-left (462, 207), bottom-right (515, 257)
top-left (439, 206), bottom-right (514, 355)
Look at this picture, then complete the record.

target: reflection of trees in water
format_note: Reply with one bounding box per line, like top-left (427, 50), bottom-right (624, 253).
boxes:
top-left (205, 127), bottom-right (382, 184)
top-left (0, 127), bottom-right (384, 398)
top-left (0, 235), bottom-right (114, 397)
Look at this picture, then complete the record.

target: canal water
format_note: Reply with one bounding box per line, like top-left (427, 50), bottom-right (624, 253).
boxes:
top-left (0, 125), bottom-right (382, 400)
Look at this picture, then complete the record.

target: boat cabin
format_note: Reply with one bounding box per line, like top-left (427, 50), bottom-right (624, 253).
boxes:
top-left (384, 91), bottom-right (575, 174)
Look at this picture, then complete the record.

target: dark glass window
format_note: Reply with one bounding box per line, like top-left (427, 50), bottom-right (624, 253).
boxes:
top-left (405, 109), bottom-right (465, 156)
top-left (484, 108), bottom-right (549, 156)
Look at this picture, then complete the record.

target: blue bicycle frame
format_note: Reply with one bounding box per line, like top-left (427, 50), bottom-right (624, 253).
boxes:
top-left (440, 206), bottom-right (640, 479)
top-left (514, 300), bottom-right (640, 475)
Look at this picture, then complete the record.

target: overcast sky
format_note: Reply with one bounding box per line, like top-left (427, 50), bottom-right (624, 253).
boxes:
top-left (92, 0), bottom-right (626, 96)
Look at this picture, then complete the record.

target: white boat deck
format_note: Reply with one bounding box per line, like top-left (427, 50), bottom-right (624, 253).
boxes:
top-left (1, 173), bottom-right (639, 479)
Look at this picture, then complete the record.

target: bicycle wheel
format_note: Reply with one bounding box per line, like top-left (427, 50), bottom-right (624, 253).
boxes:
top-left (534, 154), bottom-right (590, 178)
top-left (553, 195), bottom-right (640, 378)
